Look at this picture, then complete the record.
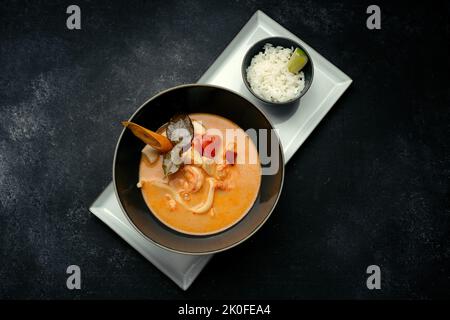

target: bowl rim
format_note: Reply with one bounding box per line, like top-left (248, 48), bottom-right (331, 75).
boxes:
top-left (241, 36), bottom-right (315, 106)
top-left (112, 83), bottom-right (285, 255)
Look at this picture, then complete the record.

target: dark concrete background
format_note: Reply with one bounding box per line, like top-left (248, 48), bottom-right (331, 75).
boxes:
top-left (0, 0), bottom-right (449, 299)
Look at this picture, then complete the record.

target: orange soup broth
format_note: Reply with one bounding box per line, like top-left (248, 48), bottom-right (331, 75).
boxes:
top-left (139, 113), bottom-right (261, 235)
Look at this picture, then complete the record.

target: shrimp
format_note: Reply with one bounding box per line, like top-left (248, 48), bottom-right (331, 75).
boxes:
top-left (215, 180), bottom-right (234, 191)
top-left (170, 164), bottom-right (205, 192)
top-left (183, 165), bottom-right (204, 193)
top-left (164, 193), bottom-right (177, 211)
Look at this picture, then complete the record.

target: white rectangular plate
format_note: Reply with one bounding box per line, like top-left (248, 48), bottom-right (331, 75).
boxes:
top-left (89, 10), bottom-right (352, 291)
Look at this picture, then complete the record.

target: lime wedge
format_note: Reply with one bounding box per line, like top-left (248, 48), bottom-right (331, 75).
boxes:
top-left (287, 48), bottom-right (308, 74)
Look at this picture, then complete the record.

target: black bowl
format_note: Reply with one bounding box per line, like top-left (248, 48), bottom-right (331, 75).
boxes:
top-left (113, 84), bottom-right (284, 254)
top-left (242, 37), bottom-right (314, 106)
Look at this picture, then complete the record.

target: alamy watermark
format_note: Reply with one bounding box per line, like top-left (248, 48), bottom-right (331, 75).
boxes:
top-left (66, 265), bottom-right (81, 290)
top-left (366, 5), bottom-right (381, 30)
top-left (66, 5), bottom-right (81, 30)
top-left (166, 125), bottom-right (281, 176)
top-left (366, 265), bottom-right (381, 290)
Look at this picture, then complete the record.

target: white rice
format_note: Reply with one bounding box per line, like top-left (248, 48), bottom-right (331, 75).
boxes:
top-left (246, 43), bottom-right (305, 103)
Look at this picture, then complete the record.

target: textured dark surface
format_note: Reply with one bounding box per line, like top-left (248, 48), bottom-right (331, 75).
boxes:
top-left (0, 0), bottom-right (449, 299)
